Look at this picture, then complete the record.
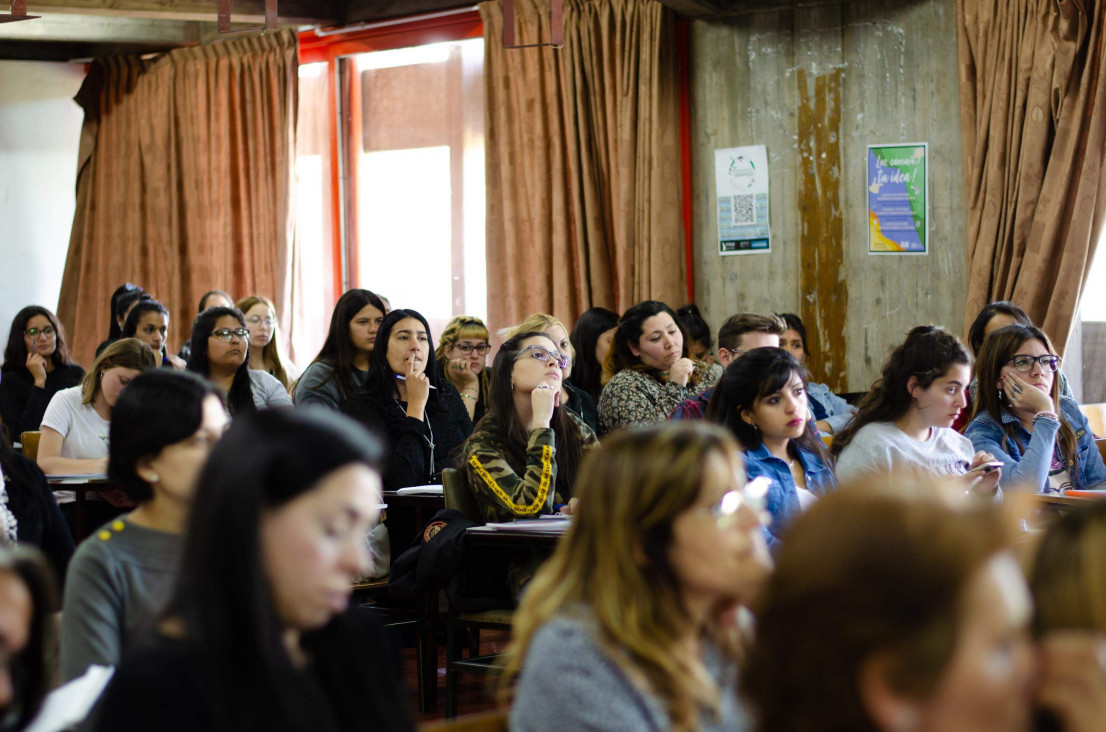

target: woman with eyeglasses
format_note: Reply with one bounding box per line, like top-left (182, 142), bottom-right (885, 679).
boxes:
top-left (505, 422), bottom-right (769, 732)
top-left (435, 316), bottom-right (492, 423)
top-left (177, 290), bottom-right (234, 363)
top-left (237, 295), bottom-right (299, 392)
top-left (0, 306), bottom-right (84, 444)
top-left (186, 307), bottom-right (292, 416)
top-left (293, 290), bottom-right (386, 411)
top-left (705, 348), bottom-right (836, 548)
top-left (122, 299), bottom-right (187, 371)
top-left (965, 324), bottom-right (1106, 493)
top-left (342, 310), bottom-right (472, 489)
top-left (502, 313), bottom-right (599, 435)
top-left (462, 331), bottom-right (596, 525)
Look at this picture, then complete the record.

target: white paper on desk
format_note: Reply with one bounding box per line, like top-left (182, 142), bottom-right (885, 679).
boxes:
top-left (24, 664), bottom-right (114, 732)
top-left (45, 473), bottom-right (108, 483)
top-left (395, 485), bottom-right (444, 495)
top-left (482, 520), bottom-right (571, 534)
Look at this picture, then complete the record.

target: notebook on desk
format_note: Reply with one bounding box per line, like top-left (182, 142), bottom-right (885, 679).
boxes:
top-left (45, 473), bottom-right (109, 483)
top-left (395, 485), bottom-right (444, 495)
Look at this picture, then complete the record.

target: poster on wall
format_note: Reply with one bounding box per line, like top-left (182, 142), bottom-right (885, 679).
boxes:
top-left (867, 142), bottom-right (928, 255)
top-left (714, 145), bottom-right (771, 255)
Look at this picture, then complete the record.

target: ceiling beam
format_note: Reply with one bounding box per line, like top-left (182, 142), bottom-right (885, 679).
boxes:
top-left (15, 0), bottom-right (341, 25)
top-left (343, 0), bottom-right (473, 24)
top-left (0, 12), bottom-right (214, 44)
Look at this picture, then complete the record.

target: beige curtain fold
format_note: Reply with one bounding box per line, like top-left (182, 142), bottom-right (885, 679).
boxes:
top-left (958, 0), bottom-right (1106, 355)
top-left (59, 30), bottom-right (299, 367)
top-left (481, 0), bottom-right (683, 331)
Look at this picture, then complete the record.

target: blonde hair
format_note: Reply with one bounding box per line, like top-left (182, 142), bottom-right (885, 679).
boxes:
top-left (81, 338), bottom-right (158, 405)
top-left (435, 315), bottom-right (491, 402)
top-left (236, 295), bottom-right (293, 389)
top-left (503, 422), bottom-right (743, 730)
top-left (499, 313), bottom-right (574, 361)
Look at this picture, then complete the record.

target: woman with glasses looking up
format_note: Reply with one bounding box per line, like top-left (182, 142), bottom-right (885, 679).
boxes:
top-left (462, 331), bottom-right (596, 525)
top-left (0, 306), bottom-right (84, 443)
top-left (186, 307), bottom-right (291, 416)
top-left (236, 295), bottom-right (299, 392)
top-left (966, 324), bottom-right (1106, 493)
top-left (342, 310), bottom-right (472, 489)
top-left (435, 316), bottom-right (491, 423)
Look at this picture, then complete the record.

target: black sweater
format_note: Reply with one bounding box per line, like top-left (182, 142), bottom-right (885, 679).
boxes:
top-left (0, 364), bottom-right (85, 444)
top-left (1, 451), bottom-right (74, 579)
top-left (342, 382), bottom-right (473, 490)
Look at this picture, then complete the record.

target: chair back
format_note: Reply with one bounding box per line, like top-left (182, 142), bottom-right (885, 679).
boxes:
top-left (1081, 402), bottom-right (1106, 438)
top-left (442, 468), bottom-right (482, 523)
top-left (20, 431), bottom-right (40, 462)
top-left (1097, 438), bottom-right (1106, 466)
top-left (421, 709), bottom-right (508, 732)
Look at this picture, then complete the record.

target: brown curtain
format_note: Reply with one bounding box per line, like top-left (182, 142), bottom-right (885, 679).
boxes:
top-left (59, 30), bottom-right (298, 368)
top-left (958, 0), bottom-right (1106, 355)
top-left (481, 0), bottom-right (684, 331)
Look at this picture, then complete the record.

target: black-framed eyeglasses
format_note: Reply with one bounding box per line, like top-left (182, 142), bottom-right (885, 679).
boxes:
top-left (514, 345), bottom-right (569, 369)
top-left (454, 342), bottom-right (490, 355)
top-left (210, 328), bottom-right (250, 342)
top-left (717, 347), bottom-right (748, 358)
top-left (24, 326), bottom-right (56, 338)
top-left (1007, 354), bottom-right (1060, 373)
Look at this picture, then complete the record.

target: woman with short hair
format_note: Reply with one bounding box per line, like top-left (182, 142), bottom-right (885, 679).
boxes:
top-left (435, 315), bottom-right (491, 422)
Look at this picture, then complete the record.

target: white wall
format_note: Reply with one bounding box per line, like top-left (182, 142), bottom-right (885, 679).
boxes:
top-left (0, 61), bottom-right (85, 355)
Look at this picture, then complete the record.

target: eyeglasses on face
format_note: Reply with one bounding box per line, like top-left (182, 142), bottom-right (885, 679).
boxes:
top-left (210, 328), bottom-right (250, 342)
top-left (1007, 354), bottom-right (1060, 373)
top-left (701, 476), bottom-right (772, 528)
top-left (24, 326), bottom-right (56, 338)
top-left (514, 344), bottom-right (569, 369)
top-left (245, 316), bottom-right (275, 327)
top-left (454, 342), bottom-right (490, 355)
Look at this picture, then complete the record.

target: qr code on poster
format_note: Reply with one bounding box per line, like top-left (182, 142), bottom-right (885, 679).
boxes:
top-left (731, 194), bottom-right (755, 225)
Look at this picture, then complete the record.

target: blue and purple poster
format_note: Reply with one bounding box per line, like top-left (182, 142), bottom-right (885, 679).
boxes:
top-left (867, 143), bottom-right (927, 255)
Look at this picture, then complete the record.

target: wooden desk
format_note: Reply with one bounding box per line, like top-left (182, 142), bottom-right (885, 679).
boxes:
top-left (465, 525), bottom-right (567, 550)
top-left (46, 475), bottom-right (112, 543)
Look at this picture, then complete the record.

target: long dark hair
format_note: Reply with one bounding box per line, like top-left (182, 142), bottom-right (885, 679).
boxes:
top-left (776, 312), bottom-right (809, 353)
top-left (477, 331), bottom-right (588, 499)
top-left (603, 300), bottom-right (690, 383)
top-left (197, 290), bottom-right (233, 314)
top-left (121, 299), bottom-right (171, 357)
top-left (832, 326), bottom-right (971, 458)
top-left (676, 304), bottom-right (712, 351)
top-left (0, 547), bottom-right (58, 732)
top-left (109, 371), bottom-right (224, 503)
top-left (2, 306), bottom-right (72, 374)
top-left (360, 309), bottom-right (446, 410)
top-left (169, 409), bottom-right (408, 732)
top-left (568, 307), bottom-right (618, 402)
top-left (106, 283), bottom-right (143, 341)
top-left (972, 324), bottom-right (1077, 471)
top-left (294, 290), bottom-right (387, 402)
top-left (966, 300), bottom-right (1032, 356)
top-left (706, 347), bottom-right (831, 466)
top-left (186, 307), bottom-right (254, 416)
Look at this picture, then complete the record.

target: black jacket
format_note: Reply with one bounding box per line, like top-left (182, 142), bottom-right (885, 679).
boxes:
top-left (1, 451), bottom-right (74, 580)
top-left (0, 364), bottom-right (85, 444)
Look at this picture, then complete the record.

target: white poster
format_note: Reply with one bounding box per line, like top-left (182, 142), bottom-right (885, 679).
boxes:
top-left (714, 145), bottom-right (771, 255)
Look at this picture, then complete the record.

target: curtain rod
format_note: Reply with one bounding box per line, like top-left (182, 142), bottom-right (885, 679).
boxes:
top-left (312, 6), bottom-right (479, 38)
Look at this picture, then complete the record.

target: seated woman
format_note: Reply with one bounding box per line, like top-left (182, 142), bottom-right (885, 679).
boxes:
top-left (462, 330), bottom-right (596, 524)
top-left (95, 289), bottom-right (152, 358)
top-left (597, 300), bottom-right (717, 435)
top-left (293, 289), bottom-right (386, 411)
top-left (0, 436), bottom-right (73, 581)
top-left (568, 306), bottom-right (618, 404)
top-left (832, 326), bottom-right (1000, 499)
top-left (60, 371), bottom-right (227, 682)
top-left (776, 312), bottom-right (856, 435)
top-left (435, 315), bottom-right (491, 423)
top-left (0, 305), bottom-right (85, 443)
top-left (506, 422), bottom-right (769, 731)
top-left (743, 484), bottom-right (1041, 732)
top-left (38, 339), bottom-right (158, 531)
top-left (503, 313), bottom-right (599, 435)
top-left (177, 290), bottom-right (233, 363)
top-left (186, 307), bottom-right (292, 415)
top-left (0, 547), bottom-right (59, 731)
top-left (122, 299), bottom-right (187, 370)
top-left (237, 295), bottom-right (300, 392)
top-left (705, 348), bottom-right (836, 547)
top-left (92, 410), bottom-right (413, 732)
top-left (965, 324), bottom-right (1106, 493)
top-left (342, 309), bottom-right (471, 489)
top-left (677, 303), bottom-right (721, 378)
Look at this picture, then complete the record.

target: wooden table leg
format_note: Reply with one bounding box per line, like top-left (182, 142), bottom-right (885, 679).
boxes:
top-left (418, 588), bottom-right (440, 713)
top-left (74, 490), bottom-right (87, 543)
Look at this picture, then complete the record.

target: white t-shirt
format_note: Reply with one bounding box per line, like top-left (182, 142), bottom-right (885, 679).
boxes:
top-left (836, 421), bottom-right (975, 484)
top-left (40, 386), bottom-right (109, 504)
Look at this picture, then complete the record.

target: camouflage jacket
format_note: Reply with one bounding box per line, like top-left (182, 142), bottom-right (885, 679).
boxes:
top-left (464, 411), bottom-right (598, 524)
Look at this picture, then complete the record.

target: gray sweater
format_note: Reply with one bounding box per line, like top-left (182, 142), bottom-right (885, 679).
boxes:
top-left (293, 362), bottom-right (368, 411)
top-left (60, 518), bottom-right (182, 681)
top-left (510, 613), bottom-right (750, 731)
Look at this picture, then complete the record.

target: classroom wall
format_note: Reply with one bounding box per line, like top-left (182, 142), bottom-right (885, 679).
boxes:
top-left (689, 0), bottom-right (965, 392)
top-left (0, 61), bottom-right (85, 355)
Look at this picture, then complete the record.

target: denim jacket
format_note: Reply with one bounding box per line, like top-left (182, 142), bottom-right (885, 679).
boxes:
top-left (806, 381), bottom-right (857, 434)
top-left (743, 442), bottom-right (838, 548)
top-left (964, 396), bottom-right (1106, 493)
